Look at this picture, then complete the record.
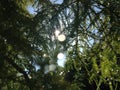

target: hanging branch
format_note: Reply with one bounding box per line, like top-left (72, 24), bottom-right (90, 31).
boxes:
top-left (4, 56), bottom-right (30, 85)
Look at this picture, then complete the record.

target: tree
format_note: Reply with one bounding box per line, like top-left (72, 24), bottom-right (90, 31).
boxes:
top-left (0, 0), bottom-right (120, 90)
top-left (0, 0), bottom-right (68, 89)
top-left (63, 0), bottom-right (120, 90)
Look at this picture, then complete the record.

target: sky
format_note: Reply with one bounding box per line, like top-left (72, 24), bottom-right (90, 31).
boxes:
top-left (27, 0), bottom-right (63, 15)
top-left (27, 0), bottom-right (65, 67)
top-left (50, 0), bottom-right (63, 4)
top-left (27, 0), bottom-right (100, 67)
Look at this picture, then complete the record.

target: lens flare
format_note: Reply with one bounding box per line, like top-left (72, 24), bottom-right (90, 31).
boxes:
top-left (58, 34), bottom-right (66, 42)
top-left (49, 64), bottom-right (56, 71)
top-left (55, 30), bottom-right (60, 37)
top-left (57, 53), bottom-right (65, 60)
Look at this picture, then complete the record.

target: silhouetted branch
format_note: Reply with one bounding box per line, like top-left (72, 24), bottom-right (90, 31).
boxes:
top-left (4, 56), bottom-right (30, 84)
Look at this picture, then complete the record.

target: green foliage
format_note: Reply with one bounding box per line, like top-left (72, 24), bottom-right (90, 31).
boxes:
top-left (0, 0), bottom-right (120, 90)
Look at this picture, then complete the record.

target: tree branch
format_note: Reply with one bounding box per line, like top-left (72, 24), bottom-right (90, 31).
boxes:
top-left (4, 56), bottom-right (30, 84)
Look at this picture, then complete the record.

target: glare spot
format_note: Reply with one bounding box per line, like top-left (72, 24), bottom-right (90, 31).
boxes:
top-left (109, 82), bottom-right (112, 85)
top-left (43, 54), bottom-right (47, 57)
top-left (17, 55), bottom-right (23, 59)
top-left (59, 71), bottom-right (64, 75)
top-left (4, 39), bottom-right (7, 42)
top-left (45, 64), bottom-right (56, 73)
top-left (111, 69), bottom-right (113, 71)
top-left (17, 73), bottom-right (22, 76)
top-left (49, 64), bottom-right (56, 71)
top-left (58, 34), bottom-right (66, 42)
top-left (57, 53), bottom-right (65, 60)
top-left (97, 71), bottom-right (99, 73)
top-left (28, 74), bottom-right (32, 79)
top-left (55, 30), bottom-right (60, 37)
